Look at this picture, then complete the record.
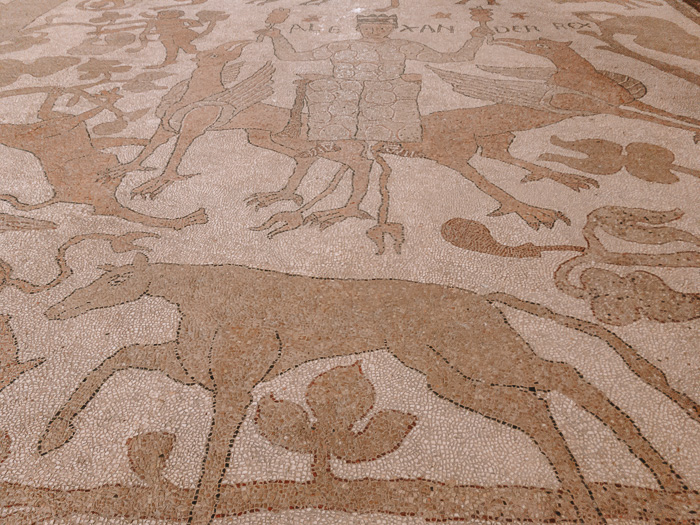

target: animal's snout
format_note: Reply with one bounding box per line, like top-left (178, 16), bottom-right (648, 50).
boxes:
top-left (44, 303), bottom-right (70, 320)
top-left (44, 300), bottom-right (90, 321)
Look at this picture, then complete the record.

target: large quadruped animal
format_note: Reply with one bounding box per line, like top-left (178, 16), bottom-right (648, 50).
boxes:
top-left (40, 254), bottom-right (700, 524)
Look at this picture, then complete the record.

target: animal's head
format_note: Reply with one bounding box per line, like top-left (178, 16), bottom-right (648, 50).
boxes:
top-left (195, 40), bottom-right (251, 66)
top-left (45, 253), bottom-right (152, 321)
top-left (495, 38), bottom-right (573, 58)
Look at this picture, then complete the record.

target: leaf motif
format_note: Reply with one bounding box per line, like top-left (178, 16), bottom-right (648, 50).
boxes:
top-left (581, 268), bottom-right (640, 326)
top-left (306, 361), bottom-right (374, 430)
top-left (591, 206), bottom-right (698, 246)
top-left (126, 108), bottom-right (149, 122)
top-left (629, 271), bottom-right (700, 323)
top-left (255, 394), bottom-right (315, 454)
top-left (126, 432), bottom-right (175, 486)
top-left (92, 118), bottom-right (127, 136)
top-left (332, 410), bottom-right (417, 462)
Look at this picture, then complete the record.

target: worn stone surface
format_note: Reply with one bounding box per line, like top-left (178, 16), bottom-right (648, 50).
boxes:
top-left (0, 0), bottom-right (699, 523)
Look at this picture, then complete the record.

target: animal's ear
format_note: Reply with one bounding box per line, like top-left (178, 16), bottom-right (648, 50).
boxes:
top-left (98, 263), bottom-right (117, 272)
top-left (132, 252), bottom-right (149, 268)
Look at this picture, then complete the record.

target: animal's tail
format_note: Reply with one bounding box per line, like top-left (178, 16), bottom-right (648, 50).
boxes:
top-left (624, 100), bottom-right (700, 139)
top-left (484, 292), bottom-right (700, 425)
top-left (0, 194), bottom-right (58, 211)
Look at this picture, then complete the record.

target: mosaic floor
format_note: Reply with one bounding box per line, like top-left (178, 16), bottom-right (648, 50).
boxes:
top-left (1, 0), bottom-right (699, 523)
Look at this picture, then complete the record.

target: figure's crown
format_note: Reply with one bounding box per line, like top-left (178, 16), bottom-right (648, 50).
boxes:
top-left (356, 14), bottom-right (398, 26)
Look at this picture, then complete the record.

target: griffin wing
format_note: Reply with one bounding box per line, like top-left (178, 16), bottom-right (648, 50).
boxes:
top-left (207, 61), bottom-right (275, 113)
top-left (155, 79), bottom-right (189, 118)
top-left (428, 65), bottom-right (555, 110)
top-left (221, 61), bottom-right (244, 87)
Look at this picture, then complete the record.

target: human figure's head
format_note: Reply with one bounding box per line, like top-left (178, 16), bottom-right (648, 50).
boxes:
top-left (356, 14), bottom-right (397, 40)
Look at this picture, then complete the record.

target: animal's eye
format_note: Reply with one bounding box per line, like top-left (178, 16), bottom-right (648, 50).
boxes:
top-left (211, 54), bottom-right (218, 58)
top-left (108, 273), bottom-right (132, 286)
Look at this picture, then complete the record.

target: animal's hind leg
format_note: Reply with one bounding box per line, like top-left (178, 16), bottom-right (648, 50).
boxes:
top-left (131, 105), bottom-right (221, 199)
top-left (543, 360), bottom-right (684, 492)
top-left (395, 343), bottom-right (606, 524)
top-left (38, 342), bottom-right (189, 455)
top-left (476, 132), bottom-right (599, 191)
top-left (95, 199), bottom-right (207, 230)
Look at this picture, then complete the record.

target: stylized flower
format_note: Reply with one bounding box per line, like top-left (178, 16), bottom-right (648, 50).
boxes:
top-left (256, 362), bottom-right (417, 470)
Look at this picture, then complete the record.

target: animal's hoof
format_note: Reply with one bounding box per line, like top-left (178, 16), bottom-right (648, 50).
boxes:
top-left (38, 417), bottom-right (76, 455)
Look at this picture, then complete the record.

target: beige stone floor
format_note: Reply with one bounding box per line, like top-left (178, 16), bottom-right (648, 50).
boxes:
top-left (0, 0), bottom-right (699, 523)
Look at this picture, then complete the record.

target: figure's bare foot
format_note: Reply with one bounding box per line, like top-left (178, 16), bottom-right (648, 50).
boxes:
top-left (131, 172), bottom-right (199, 199)
top-left (305, 205), bottom-right (373, 230)
top-left (522, 167), bottom-right (599, 192)
top-left (172, 208), bottom-right (208, 230)
top-left (367, 222), bottom-right (405, 255)
top-left (489, 201), bottom-right (570, 230)
top-left (251, 210), bottom-right (305, 238)
top-left (245, 190), bottom-right (304, 210)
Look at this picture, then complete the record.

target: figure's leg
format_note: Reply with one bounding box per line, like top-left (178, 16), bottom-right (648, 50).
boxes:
top-left (476, 132), bottom-right (599, 191)
top-left (98, 126), bottom-right (176, 182)
top-left (394, 342), bottom-right (606, 525)
top-left (544, 361), bottom-right (684, 492)
top-left (366, 144), bottom-right (404, 255)
top-left (149, 37), bottom-right (181, 68)
top-left (38, 342), bottom-right (189, 455)
top-left (131, 106), bottom-right (221, 199)
top-left (187, 326), bottom-right (280, 525)
top-left (304, 142), bottom-right (374, 229)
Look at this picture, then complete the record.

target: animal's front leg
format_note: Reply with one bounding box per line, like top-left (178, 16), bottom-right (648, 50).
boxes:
top-left (477, 133), bottom-right (599, 191)
top-left (38, 342), bottom-right (187, 455)
top-left (188, 326), bottom-right (280, 525)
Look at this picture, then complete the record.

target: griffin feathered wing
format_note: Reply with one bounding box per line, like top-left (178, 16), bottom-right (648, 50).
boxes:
top-left (206, 61), bottom-right (275, 113)
top-left (428, 65), bottom-right (559, 111)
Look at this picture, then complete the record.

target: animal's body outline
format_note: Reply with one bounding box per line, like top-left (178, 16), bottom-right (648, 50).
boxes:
top-left (217, 36), bottom-right (700, 245)
top-left (0, 90), bottom-right (207, 230)
top-left (40, 254), bottom-right (700, 524)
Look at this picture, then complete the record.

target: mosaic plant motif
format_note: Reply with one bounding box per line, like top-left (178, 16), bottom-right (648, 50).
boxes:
top-left (0, 0), bottom-right (699, 523)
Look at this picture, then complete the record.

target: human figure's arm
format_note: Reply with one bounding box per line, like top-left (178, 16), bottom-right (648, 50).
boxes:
top-left (402, 26), bottom-right (491, 63)
top-left (255, 28), bottom-right (327, 61)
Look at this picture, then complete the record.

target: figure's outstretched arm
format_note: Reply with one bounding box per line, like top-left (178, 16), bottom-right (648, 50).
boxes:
top-left (406, 26), bottom-right (491, 62)
top-left (256, 28), bottom-right (325, 61)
